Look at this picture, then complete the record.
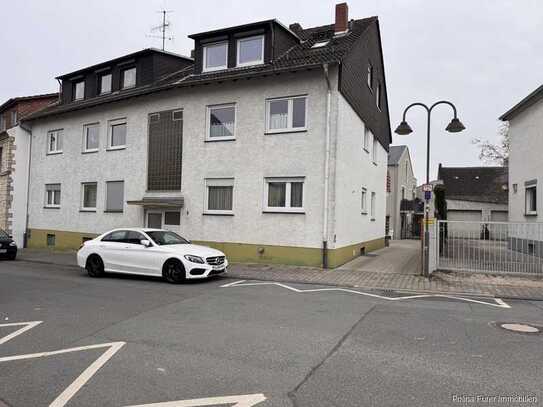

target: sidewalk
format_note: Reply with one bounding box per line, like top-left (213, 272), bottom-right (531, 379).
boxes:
top-left (14, 247), bottom-right (543, 300)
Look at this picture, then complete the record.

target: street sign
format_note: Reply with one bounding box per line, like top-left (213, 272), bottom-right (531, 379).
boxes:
top-left (424, 190), bottom-right (432, 201)
top-left (422, 184), bottom-right (433, 192)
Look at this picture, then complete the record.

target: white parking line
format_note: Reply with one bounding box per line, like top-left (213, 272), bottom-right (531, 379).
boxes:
top-left (0, 321), bottom-right (43, 345)
top-left (221, 280), bottom-right (511, 309)
top-left (126, 393), bottom-right (266, 407)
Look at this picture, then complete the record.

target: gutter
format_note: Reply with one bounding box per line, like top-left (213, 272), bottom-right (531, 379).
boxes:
top-left (322, 63), bottom-right (332, 268)
top-left (18, 121), bottom-right (32, 248)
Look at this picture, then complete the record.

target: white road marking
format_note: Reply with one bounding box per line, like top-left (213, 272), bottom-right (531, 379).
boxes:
top-left (125, 393), bottom-right (267, 407)
top-left (0, 321), bottom-right (43, 345)
top-left (221, 280), bottom-right (511, 308)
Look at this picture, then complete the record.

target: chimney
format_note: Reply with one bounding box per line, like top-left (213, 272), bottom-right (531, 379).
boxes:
top-left (335, 3), bottom-right (349, 34)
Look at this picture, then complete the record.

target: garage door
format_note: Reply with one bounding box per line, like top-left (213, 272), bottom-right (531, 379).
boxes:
top-left (490, 210), bottom-right (508, 222)
top-left (447, 210), bottom-right (482, 238)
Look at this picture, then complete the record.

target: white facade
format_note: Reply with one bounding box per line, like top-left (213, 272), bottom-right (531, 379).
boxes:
top-left (508, 98), bottom-right (543, 223)
top-left (27, 68), bottom-right (387, 261)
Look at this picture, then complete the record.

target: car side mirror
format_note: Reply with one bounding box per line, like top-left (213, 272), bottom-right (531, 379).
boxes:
top-left (140, 239), bottom-right (152, 247)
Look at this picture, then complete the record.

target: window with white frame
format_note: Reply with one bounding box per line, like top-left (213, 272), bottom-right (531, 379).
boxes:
top-left (99, 73), bottom-right (112, 94)
top-left (237, 35), bottom-right (264, 67)
top-left (207, 104), bottom-right (235, 140)
top-left (83, 123), bottom-right (99, 152)
top-left (361, 188), bottom-right (368, 214)
top-left (11, 111), bottom-right (17, 126)
top-left (363, 127), bottom-right (371, 152)
top-left (108, 119), bottom-right (126, 149)
top-left (205, 178), bottom-right (234, 214)
top-left (45, 184), bottom-right (61, 208)
top-left (121, 67), bottom-right (136, 89)
top-left (203, 42), bottom-right (228, 72)
top-left (376, 82), bottom-right (382, 110)
top-left (264, 178), bottom-right (304, 212)
top-left (372, 138), bottom-right (378, 164)
top-left (105, 181), bottom-right (124, 212)
top-left (367, 63), bottom-right (373, 90)
top-left (47, 129), bottom-right (63, 154)
top-left (266, 96), bottom-right (307, 133)
top-left (370, 192), bottom-right (376, 219)
top-left (81, 182), bottom-right (97, 211)
top-left (74, 80), bottom-right (85, 100)
top-left (526, 185), bottom-right (537, 215)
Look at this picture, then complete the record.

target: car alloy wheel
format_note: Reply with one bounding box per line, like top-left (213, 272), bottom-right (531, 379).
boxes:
top-left (165, 260), bottom-right (186, 284)
top-left (86, 255), bottom-right (104, 277)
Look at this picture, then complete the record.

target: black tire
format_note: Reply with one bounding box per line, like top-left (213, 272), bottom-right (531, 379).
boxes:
top-left (163, 259), bottom-right (186, 284)
top-left (86, 254), bottom-right (104, 277)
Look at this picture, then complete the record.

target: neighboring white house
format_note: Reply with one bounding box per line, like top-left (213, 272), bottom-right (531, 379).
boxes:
top-left (437, 165), bottom-right (508, 237)
top-left (500, 84), bottom-right (543, 255)
top-left (23, 4), bottom-right (392, 268)
top-left (386, 145), bottom-right (417, 239)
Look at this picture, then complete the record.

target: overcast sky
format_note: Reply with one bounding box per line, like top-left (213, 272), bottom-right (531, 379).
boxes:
top-left (2, 0), bottom-right (542, 182)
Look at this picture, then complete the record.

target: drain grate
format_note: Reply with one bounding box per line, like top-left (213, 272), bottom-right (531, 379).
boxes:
top-left (493, 322), bottom-right (542, 334)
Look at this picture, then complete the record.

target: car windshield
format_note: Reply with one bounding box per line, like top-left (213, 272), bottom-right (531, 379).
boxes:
top-left (146, 231), bottom-right (189, 246)
top-left (0, 229), bottom-right (9, 239)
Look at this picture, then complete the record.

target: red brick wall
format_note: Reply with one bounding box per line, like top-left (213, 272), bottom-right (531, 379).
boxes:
top-left (0, 95), bottom-right (58, 130)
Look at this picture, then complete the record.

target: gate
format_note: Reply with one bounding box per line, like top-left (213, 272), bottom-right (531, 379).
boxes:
top-left (437, 220), bottom-right (543, 275)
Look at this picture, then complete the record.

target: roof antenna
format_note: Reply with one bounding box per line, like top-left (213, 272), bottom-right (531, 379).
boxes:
top-left (147, 9), bottom-right (174, 51)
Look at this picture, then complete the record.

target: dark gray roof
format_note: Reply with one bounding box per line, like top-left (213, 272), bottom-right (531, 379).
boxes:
top-left (388, 145), bottom-right (407, 166)
top-left (25, 18), bottom-right (376, 122)
top-left (438, 166), bottom-right (508, 205)
top-left (500, 84), bottom-right (543, 121)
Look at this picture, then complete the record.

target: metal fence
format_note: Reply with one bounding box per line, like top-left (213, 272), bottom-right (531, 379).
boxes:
top-left (437, 220), bottom-right (543, 275)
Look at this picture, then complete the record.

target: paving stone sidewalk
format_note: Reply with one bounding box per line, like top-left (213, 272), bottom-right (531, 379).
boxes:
top-left (14, 247), bottom-right (543, 300)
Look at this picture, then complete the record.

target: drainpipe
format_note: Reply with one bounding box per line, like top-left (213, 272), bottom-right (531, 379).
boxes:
top-left (322, 64), bottom-right (332, 268)
top-left (19, 121), bottom-right (32, 248)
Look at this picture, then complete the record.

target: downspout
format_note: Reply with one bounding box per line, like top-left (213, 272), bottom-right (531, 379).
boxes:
top-left (19, 120), bottom-right (32, 248)
top-left (322, 63), bottom-right (332, 268)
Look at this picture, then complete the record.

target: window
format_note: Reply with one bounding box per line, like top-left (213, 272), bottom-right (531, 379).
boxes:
top-left (172, 110), bottom-right (183, 121)
top-left (237, 35), bottom-right (264, 67)
top-left (361, 188), bottom-right (367, 214)
top-left (74, 80), bottom-right (85, 100)
top-left (205, 178), bottom-right (234, 214)
top-left (363, 127), bottom-right (371, 152)
top-left (125, 231), bottom-right (146, 245)
top-left (266, 96), bottom-right (307, 133)
top-left (108, 119), bottom-right (126, 149)
top-left (81, 182), bottom-right (97, 211)
top-left (121, 67), bottom-right (136, 89)
top-left (0, 115), bottom-right (5, 131)
top-left (0, 147), bottom-right (3, 172)
top-left (203, 42), bottom-right (228, 72)
top-left (105, 181), bottom-right (124, 212)
top-left (371, 192), bottom-right (376, 219)
top-left (47, 129), bottom-right (63, 154)
top-left (83, 123), bottom-right (99, 152)
top-left (311, 40), bottom-right (329, 49)
top-left (45, 184), bottom-right (61, 208)
top-left (376, 83), bottom-right (382, 110)
top-left (207, 104), bottom-right (235, 140)
top-left (526, 186), bottom-right (537, 215)
top-left (10, 111), bottom-right (17, 126)
top-left (47, 234), bottom-right (56, 246)
top-left (367, 63), bottom-right (373, 90)
top-left (99, 73), bottom-right (112, 94)
top-left (102, 230), bottom-right (127, 242)
top-left (264, 178), bottom-right (304, 213)
top-left (164, 211), bottom-right (181, 225)
top-left (401, 186), bottom-right (406, 200)
top-left (372, 138), bottom-right (378, 164)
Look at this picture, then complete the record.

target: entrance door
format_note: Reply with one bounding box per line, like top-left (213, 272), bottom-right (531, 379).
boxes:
top-left (147, 212), bottom-right (162, 229)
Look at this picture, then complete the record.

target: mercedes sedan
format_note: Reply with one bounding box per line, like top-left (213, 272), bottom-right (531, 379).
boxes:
top-left (77, 228), bottom-right (228, 283)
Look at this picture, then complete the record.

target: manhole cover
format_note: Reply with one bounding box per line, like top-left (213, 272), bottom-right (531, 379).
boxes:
top-left (495, 322), bottom-right (541, 334)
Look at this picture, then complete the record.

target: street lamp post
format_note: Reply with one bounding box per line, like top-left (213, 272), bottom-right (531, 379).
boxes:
top-left (395, 101), bottom-right (465, 277)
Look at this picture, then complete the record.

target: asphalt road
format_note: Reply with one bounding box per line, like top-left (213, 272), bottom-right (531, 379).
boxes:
top-left (1, 259), bottom-right (542, 407)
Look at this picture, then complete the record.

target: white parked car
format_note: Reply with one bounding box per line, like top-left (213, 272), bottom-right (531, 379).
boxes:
top-left (77, 228), bottom-right (228, 283)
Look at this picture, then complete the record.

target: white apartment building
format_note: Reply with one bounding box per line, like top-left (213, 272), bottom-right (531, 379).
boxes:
top-left (24, 4), bottom-right (391, 267)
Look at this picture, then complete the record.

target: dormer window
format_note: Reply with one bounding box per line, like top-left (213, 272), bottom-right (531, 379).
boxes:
top-left (203, 42), bottom-right (228, 72)
top-left (121, 67), bottom-right (136, 89)
top-left (73, 80), bottom-right (85, 101)
top-left (237, 35), bottom-right (264, 67)
top-left (99, 72), bottom-right (112, 94)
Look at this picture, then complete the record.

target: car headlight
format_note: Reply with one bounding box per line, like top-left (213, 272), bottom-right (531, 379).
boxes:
top-left (9, 242), bottom-right (16, 247)
top-left (184, 255), bottom-right (204, 264)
